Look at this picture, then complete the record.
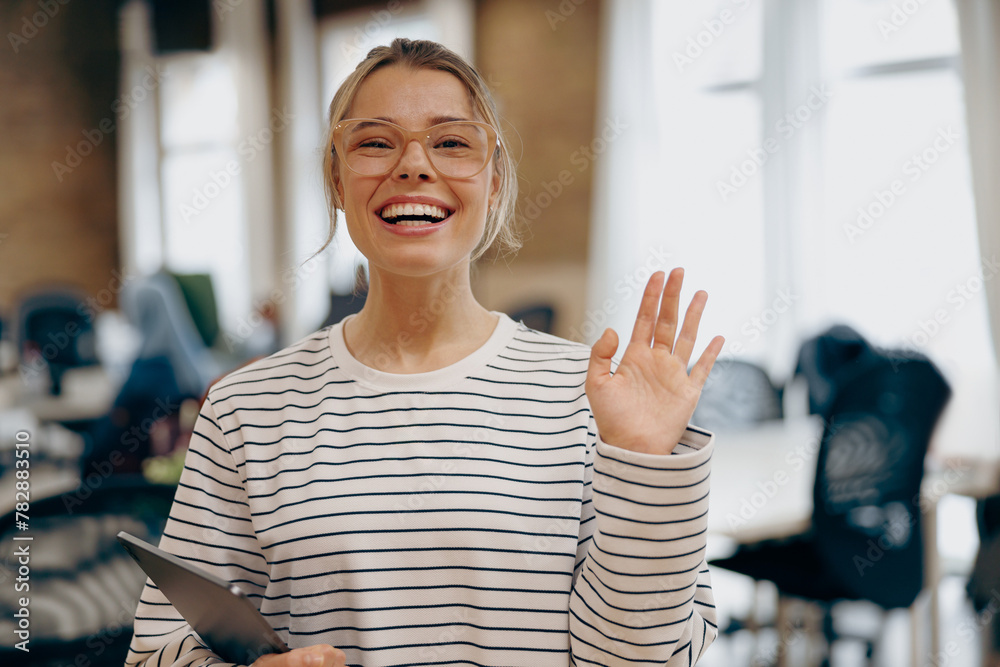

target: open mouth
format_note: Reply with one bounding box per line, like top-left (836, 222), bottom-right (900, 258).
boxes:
top-left (379, 203), bottom-right (453, 227)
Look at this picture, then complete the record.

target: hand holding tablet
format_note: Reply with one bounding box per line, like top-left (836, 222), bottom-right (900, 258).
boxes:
top-left (118, 531), bottom-right (289, 664)
top-left (118, 532), bottom-right (347, 666)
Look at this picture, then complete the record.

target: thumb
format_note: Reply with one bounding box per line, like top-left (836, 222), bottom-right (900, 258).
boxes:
top-left (586, 328), bottom-right (618, 391)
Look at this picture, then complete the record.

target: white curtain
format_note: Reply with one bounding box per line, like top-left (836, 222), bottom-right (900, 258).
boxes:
top-left (587, 0), bottom-right (776, 372)
top-left (586, 0), bottom-right (660, 347)
top-left (955, 0), bottom-right (1000, 371)
top-left (274, 0), bottom-right (331, 343)
top-left (117, 0), bottom-right (163, 277)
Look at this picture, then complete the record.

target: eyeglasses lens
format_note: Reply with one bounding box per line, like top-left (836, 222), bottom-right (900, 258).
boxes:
top-left (340, 121), bottom-right (491, 178)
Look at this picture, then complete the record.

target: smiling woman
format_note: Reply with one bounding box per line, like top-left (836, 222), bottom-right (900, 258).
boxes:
top-left (125, 38), bottom-right (725, 667)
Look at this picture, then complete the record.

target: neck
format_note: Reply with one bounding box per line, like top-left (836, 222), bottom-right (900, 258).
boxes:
top-left (343, 263), bottom-right (498, 373)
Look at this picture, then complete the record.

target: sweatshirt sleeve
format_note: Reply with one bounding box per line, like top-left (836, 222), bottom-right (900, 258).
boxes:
top-left (569, 424), bottom-right (717, 666)
top-left (125, 395), bottom-right (272, 667)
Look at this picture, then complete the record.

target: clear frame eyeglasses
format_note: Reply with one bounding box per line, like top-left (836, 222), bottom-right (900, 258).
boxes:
top-left (332, 118), bottom-right (499, 179)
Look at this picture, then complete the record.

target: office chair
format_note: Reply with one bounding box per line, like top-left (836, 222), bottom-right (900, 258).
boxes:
top-left (793, 324), bottom-right (884, 421)
top-left (16, 288), bottom-right (99, 395)
top-left (692, 358), bottom-right (783, 431)
top-left (710, 355), bottom-right (951, 666)
top-left (0, 475), bottom-right (176, 667)
top-left (322, 291), bottom-right (367, 329)
top-left (168, 272), bottom-right (221, 349)
top-left (509, 303), bottom-right (557, 335)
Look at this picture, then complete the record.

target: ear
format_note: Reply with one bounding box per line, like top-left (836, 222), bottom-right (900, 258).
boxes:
top-left (333, 166), bottom-right (345, 205)
top-left (488, 161), bottom-right (502, 211)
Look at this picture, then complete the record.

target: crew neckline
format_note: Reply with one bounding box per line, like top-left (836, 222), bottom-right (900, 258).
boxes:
top-left (328, 312), bottom-right (518, 391)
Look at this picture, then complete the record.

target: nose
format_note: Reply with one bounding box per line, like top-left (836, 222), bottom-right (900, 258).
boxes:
top-left (392, 138), bottom-right (436, 181)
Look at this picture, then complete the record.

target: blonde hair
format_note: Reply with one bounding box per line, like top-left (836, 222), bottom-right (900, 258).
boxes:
top-left (320, 38), bottom-right (520, 260)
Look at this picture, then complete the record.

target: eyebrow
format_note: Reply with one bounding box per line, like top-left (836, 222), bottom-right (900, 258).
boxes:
top-left (373, 115), bottom-right (472, 125)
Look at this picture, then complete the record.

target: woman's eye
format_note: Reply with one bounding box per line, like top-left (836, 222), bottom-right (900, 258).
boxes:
top-left (359, 139), bottom-right (393, 149)
top-left (436, 138), bottom-right (469, 149)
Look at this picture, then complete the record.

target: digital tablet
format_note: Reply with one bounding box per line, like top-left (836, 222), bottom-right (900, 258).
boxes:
top-left (118, 531), bottom-right (290, 664)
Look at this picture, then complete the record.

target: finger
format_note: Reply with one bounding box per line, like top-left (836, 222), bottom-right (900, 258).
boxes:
top-left (629, 271), bottom-right (666, 347)
top-left (295, 650), bottom-right (321, 667)
top-left (652, 267), bottom-right (684, 351)
top-left (672, 290), bottom-right (708, 367)
top-left (261, 645), bottom-right (342, 667)
top-left (313, 645), bottom-right (346, 667)
top-left (587, 328), bottom-right (619, 393)
top-left (689, 335), bottom-right (726, 390)
top-left (252, 651), bottom-right (294, 667)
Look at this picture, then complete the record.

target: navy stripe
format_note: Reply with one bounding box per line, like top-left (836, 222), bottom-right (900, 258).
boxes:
top-left (126, 315), bottom-right (716, 667)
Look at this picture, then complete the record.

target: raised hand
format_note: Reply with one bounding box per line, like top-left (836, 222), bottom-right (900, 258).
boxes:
top-left (586, 268), bottom-right (724, 455)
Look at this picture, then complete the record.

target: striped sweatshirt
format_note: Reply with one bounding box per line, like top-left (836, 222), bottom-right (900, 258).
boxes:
top-left (126, 313), bottom-right (717, 667)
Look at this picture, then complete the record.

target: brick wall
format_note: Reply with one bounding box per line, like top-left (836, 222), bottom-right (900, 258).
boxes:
top-left (0, 0), bottom-right (120, 314)
top-left (474, 0), bottom-right (602, 339)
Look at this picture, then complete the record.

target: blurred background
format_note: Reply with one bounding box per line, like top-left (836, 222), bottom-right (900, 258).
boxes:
top-left (0, 0), bottom-right (998, 665)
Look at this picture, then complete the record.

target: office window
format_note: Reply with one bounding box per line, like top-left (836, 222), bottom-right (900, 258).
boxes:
top-left (629, 0), bottom-right (990, 383)
top-left (158, 54), bottom-right (250, 330)
top-left (118, 0), bottom-right (263, 335)
top-left (814, 0), bottom-right (988, 380)
top-left (648, 0), bottom-right (769, 366)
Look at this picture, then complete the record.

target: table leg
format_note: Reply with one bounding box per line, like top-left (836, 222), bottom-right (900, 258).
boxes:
top-left (776, 594), bottom-right (788, 667)
top-left (925, 495), bottom-right (941, 661)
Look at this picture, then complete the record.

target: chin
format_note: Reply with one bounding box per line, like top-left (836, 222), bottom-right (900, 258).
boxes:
top-left (372, 248), bottom-right (474, 279)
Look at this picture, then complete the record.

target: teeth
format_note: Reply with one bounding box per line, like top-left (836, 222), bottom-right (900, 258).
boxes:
top-left (380, 203), bottom-right (449, 221)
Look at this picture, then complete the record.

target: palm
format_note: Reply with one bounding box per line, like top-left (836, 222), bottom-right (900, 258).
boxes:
top-left (586, 269), bottom-right (724, 455)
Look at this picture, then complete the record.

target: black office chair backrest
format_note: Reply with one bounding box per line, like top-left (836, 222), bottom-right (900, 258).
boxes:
top-left (17, 289), bottom-right (99, 395)
top-left (811, 356), bottom-right (950, 609)
top-left (794, 324), bottom-right (884, 420)
top-left (509, 304), bottom-right (557, 335)
top-left (0, 476), bottom-right (176, 666)
top-left (691, 359), bottom-right (783, 431)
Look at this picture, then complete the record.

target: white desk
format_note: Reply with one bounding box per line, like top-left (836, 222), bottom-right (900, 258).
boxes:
top-left (0, 366), bottom-right (115, 423)
top-left (708, 416), bottom-right (821, 543)
top-left (708, 382), bottom-right (1000, 664)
